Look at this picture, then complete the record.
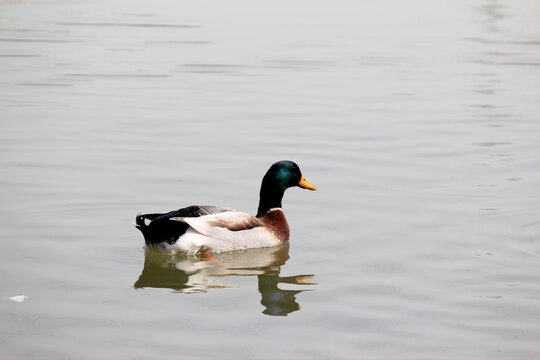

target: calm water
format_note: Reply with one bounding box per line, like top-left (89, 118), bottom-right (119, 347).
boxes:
top-left (1, 0), bottom-right (540, 358)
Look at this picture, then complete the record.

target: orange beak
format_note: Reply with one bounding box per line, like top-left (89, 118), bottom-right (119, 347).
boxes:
top-left (298, 176), bottom-right (317, 191)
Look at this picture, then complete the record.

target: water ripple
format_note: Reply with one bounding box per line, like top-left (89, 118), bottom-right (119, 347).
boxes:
top-left (54, 21), bottom-right (200, 29)
top-left (64, 73), bottom-right (171, 78)
top-left (0, 38), bottom-right (83, 43)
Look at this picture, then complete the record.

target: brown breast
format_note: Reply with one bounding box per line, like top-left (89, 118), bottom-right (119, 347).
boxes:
top-left (260, 209), bottom-right (290, 243)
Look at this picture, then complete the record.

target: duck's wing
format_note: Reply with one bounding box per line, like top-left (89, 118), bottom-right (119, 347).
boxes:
top-left (160, 205), bottom-right (233, 219)
top-left (135, 205), bottom-right (233, 245)
top-left (171, 210), bottom-right (262, 234)
top-left (170, 211), bottom-right (281, 253)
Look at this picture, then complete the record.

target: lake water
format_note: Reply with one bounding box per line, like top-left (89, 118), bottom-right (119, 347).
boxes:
top-left (1, 0), bottom-right (539, 358)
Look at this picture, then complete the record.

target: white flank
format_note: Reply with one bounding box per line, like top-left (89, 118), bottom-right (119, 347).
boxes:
top-left (170, 211), bottom-right (281, 254)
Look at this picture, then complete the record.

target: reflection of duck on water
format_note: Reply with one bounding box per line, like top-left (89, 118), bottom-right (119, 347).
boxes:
top-left (134, 243), bottom-right (315, 316)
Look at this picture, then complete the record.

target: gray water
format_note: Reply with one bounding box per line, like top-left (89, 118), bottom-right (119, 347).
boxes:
top-left (1, 0), bottom-right (540, 359)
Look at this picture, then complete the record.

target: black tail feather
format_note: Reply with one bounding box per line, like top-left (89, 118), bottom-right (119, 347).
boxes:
top-left (134, 212), bottom-right (189, 245)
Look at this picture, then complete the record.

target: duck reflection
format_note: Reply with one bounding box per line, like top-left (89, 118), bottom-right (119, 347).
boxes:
top-left (134, 243), bottom-right (315, 316)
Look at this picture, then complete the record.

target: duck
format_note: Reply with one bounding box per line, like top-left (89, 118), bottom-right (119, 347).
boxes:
top-left (135, 160), bottom-right (317, 254)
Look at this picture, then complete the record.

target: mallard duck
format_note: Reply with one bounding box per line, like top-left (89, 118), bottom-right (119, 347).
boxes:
top-left (135, 160), bottom-right (317, 254)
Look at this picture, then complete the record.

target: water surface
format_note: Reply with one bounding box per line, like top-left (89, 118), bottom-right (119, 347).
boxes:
top-left (1, 0), bottom-right (540, 359)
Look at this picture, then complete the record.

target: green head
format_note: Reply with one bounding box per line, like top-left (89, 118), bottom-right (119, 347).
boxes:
top-left (256, 160), bottom-right (317, 217)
